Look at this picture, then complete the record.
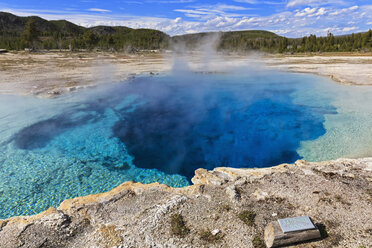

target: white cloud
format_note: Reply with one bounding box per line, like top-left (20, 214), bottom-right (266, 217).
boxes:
top-left (287, 0), bottom-right (346, 8)
top-left (329, 5), bottom-right (358, 16)
top-left (174, 9), bottom-right (211, 15)
top-left (315, 8), bottom-right (327, 16)
top-left (87, 8), bottom-right (111, 13)
top-left (295, 7), bottom-right (327, 17)
top-left (295, 7), bottom-right (317, 16)
top-left (184, 13), bottom-right (201, 18)
top-left (174, 3), bottom-right (251, 19)
top-left (212, 4), bottom-right (250, 11)
top-left (342, 26), bottom-right (357, 32)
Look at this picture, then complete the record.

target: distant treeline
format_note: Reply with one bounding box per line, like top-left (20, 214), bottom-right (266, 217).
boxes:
top-left (279, 31), bottom-right (372, 53)
top-left (173, 30), bottom-right (372, 53)
top-left (0, 12), bottom-right (371, 53)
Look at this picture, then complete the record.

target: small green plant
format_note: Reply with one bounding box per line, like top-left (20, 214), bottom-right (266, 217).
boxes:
top-left (252, 234), bottom-right (266, 248)
top-left (274, 197), bottom-right (285, 204)
top-left (170, 214), bottom-right (190, 238)
top-left (267, 196), bottom-right (285, 204)
top-left (199, 229), bottom-right (224, 243)
top-left (319, 197), bottom-right (332, 204)
top-left (235, 186), bottom-right (243, 195)
top-left (366, 188), bottom-right (372, 196)
top-left (238, 210), bottom-right (256, 226)
top-left (334, 195), bottom-right (351, 205)
top-left (221, 204), bottom-right (231, 212)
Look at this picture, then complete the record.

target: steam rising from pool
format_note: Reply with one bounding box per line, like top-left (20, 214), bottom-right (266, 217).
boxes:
top-left (1, 57), bottom-right (372, 219)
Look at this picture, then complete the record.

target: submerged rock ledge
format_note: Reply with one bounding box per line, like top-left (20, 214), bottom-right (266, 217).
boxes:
top-left (0, 159), bottom-right (371, 248)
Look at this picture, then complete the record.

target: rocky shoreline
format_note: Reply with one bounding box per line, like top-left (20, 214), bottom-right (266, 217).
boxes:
top-left (1, 158), bottom-right (371, 247)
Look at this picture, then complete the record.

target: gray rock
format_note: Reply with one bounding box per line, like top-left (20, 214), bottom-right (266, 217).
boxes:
top-left (225, 185), bottom-right (241, 202)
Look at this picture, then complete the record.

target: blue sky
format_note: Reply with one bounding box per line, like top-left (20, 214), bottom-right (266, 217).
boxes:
top-left (0, 0), bottom-right (371, 37)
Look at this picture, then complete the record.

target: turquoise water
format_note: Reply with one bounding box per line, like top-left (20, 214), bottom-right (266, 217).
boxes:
top-left (1, 68), bottom-right (372, 219)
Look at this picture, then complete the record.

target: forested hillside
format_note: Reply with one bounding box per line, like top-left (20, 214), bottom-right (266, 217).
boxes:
top-left (0, 12), bottom-right (371, 53)
top-left (0, 12), bottom-right (170, 51)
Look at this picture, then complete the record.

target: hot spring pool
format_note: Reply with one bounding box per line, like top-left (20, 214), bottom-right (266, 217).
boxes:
top-left (1, 69), bottom-right (372, 219)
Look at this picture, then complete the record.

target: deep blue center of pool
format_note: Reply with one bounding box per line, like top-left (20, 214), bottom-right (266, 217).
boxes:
top-left (12, 73), bottom-right (335, 179)
top-left (111, 80), bottom-right (330, 179)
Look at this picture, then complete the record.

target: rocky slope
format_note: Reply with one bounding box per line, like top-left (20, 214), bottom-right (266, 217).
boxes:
top-left (0, 158), bottom-right (371, 248)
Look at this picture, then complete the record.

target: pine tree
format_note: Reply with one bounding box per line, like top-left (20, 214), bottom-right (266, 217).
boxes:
top-left (83, 31), bottom-right (98, 50)
top-left (22, 19), bottom-right (40, 49)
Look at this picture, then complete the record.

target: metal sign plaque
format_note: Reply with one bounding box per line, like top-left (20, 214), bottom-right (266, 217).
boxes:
top-left (278, 216), bottom-right (316, 233)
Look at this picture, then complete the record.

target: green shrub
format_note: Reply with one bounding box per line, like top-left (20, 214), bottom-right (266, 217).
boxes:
top-left (199, 229), bottom-right (224, 243)
top-left (252, 234), bottom-right (266, 248)
top-left (170, 214), bottom-right (190, 238)
top-left (238, 210), bottom-right (256, 226)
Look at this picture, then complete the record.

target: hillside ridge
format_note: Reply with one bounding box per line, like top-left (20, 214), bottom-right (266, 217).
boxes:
top-left (2, 12), bottom-right (371, 53)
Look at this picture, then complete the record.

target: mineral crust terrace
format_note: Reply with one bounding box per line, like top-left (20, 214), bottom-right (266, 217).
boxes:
top-left (0, 158), bottom-right (371, 248)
